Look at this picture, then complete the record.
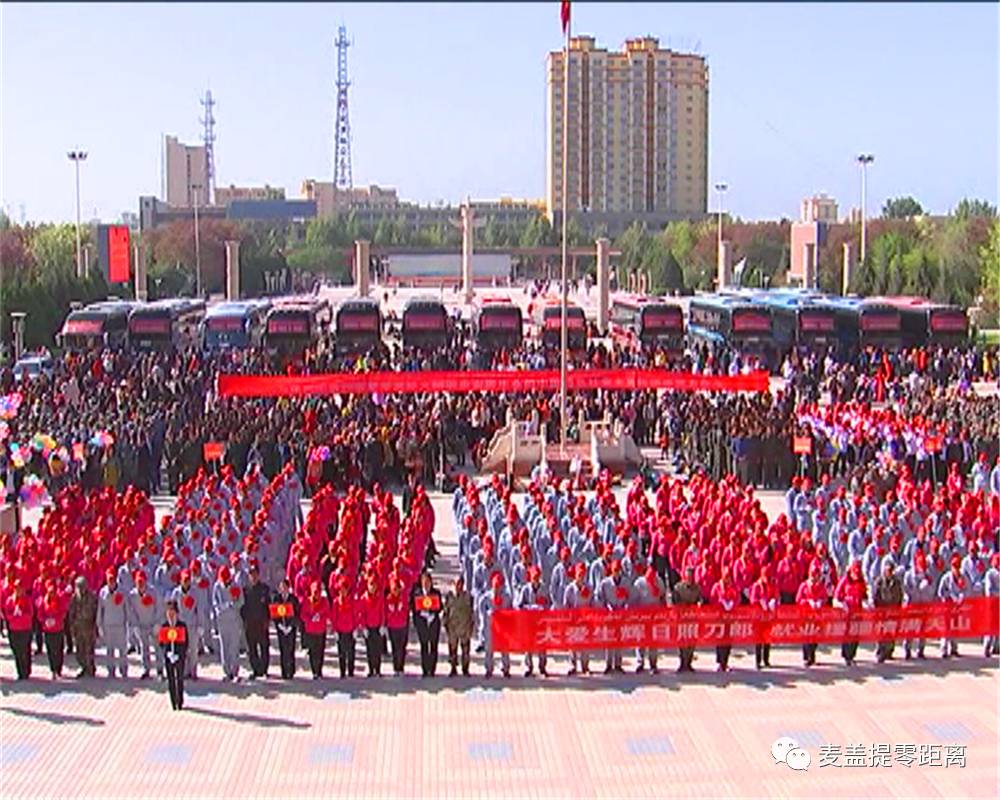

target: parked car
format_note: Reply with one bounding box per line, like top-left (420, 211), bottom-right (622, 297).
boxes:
top-left (12, 354), bottom-right (55, 382)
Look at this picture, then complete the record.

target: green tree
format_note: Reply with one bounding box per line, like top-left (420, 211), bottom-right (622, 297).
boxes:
top-left (881, 196), bottom-right (924, 219)
top-left (29, 223), bottom-right (83, 279)
top-left (976, 219), bottom-right (999, 317)
top-left (954, 198), bottom-right (997, 220)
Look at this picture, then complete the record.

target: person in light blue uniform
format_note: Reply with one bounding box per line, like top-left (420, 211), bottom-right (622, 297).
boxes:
top-left (515, 567), bottom-right (550, 677)
top-left (936, 556), bottom-right (967, 658)
top-left (630, 567), bottom-right (666, 673)
top-left (597, 560), bottom-right (630, 673)
top-left (212, 566), bottom-right (245, 681)
top-left (562, 564), bottom-right (594, 675)
top-left (478, 573), bottom-right (511, 678)
top-left (983, 555), bottom-right (999, 657)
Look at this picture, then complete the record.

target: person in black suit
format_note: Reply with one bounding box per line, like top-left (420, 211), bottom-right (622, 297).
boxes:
top-left (410, 571), bottom-right (442, 678)
top-left (241, 566), bottom-right (271, 679)
top-left (160, 601), bottom-right (189, 711)
top-left (270, 579), bottom-right (300, 679)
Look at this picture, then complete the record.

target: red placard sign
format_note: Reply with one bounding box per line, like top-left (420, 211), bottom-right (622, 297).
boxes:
top-left (108, 225), bottom-right (131, 284)
top-left (158, 625), bottom-right (187, 644)
top-left (793, 436), bottom-right (813, 455)
top-left (925, 435), bottom-right (943, 453)
top-left (416, 594), bottom-right (441, 612)
top-left (270, 602), bottom-right (294, 619)
top-left (203, 442), bottom-right (225, 461)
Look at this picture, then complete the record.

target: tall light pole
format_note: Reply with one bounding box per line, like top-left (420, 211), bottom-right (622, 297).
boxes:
top-left (559, 15), bottom-right (571, 452)
top-left (715, 181), bottom-right (728, 280)
top-left (857, 154), bottom-right (874, 264)
top-left (67, 150), bottom-right (88, 278)
top-left (192, 183), bottom-right (203, 297)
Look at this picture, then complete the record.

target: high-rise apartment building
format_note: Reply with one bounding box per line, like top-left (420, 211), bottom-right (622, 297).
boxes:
top-left (163, 134), bottom-right (209, 207)
top-left (546, 36), bottom-right (708, 224)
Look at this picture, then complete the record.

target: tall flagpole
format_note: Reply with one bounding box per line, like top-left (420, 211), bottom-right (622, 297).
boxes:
top-left (559, 9), bottom-right (570, 453)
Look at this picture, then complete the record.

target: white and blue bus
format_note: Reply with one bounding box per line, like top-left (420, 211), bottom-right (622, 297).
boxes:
top-left (746, 290), bottom-right (837, 354)
top-left (202, 300), bottom-right (270, 350)
top-left (688, 294), bottom-right (775, 362)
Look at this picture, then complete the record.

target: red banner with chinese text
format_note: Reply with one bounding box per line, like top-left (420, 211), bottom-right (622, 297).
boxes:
top-left (217, 369), bottom-right (769, 398)
top-left (491, 598), bottom-right (999, 653)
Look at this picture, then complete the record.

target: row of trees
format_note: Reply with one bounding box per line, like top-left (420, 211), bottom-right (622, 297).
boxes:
top-left (2, 196), bottom-right (997, 349)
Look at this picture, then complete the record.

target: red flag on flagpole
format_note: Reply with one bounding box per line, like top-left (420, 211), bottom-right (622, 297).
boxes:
top-left (561, 0), bottom-right (571, 34)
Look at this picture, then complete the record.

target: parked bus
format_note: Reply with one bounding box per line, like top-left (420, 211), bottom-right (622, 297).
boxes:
top-left (876, 296), bottom-right (969, 348)
top-left (748, 291), bottom-right (837, 353)
top-left (536, 299), bottom-right (587, 350)
top-left (688, 295), bottom-right (775, 362)
top-left (401, 297), bottom-right (448, 349)
top-left (264, 298), bottom-right (332, 352)
top-left (472, 296), bottom-right (523, 351)
top-left (128, 298), bottom-right (206, 351)
top-left (57, 300), bottom-right (133, 351)
top-left (609, 293), bottom-right (685, 350)
top-left (819, 297), bottom-right (904, 351)
top-left (202, 300), bottom-right (270, 350)
top-left (334, 297), bottom-right (382, 354)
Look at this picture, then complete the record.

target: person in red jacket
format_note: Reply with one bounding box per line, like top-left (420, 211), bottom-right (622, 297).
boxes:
top-left (796, 562), bottom-right (829, 667)
top-left (749, 565), bottom-right (779, 670)
top-left (358, 571), bottom-right (385, 678)
top-left (36, 580), bottom-right (70, 679)
top-left (3, 579), bottom-right (35, 680)
top-left (834, 561), bottom-right (868, 666)
top-left (384, 573), bottom-right (410, 676)
top-left (710, 567), bottom-right (740, 672)
top-left (299, 581), bottom-right (330, 679)
top-left (330, 576), bottom-right (360, 678)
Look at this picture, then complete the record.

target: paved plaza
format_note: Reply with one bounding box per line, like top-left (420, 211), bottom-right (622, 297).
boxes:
top-left (1, 492), bottom-right (997, 799)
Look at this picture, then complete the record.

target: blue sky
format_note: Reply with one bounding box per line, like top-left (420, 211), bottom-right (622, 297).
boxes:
top-left (1, 2), bottom-right (996, 224)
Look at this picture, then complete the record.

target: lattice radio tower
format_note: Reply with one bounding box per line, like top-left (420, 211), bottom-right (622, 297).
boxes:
top-left (200, 89), bottom-right (217, 204)
top-left (333, 25), bottom-right (353, 190)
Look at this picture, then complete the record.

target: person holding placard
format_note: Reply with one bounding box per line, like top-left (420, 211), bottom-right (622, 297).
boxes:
top-left (159, 600), bottom-right (188, 711)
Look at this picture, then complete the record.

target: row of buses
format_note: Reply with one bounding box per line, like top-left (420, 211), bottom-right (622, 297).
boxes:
top-left (54, 289), bottom-right (969, 359)
top-left (687, 290), bottom-right (969, 360)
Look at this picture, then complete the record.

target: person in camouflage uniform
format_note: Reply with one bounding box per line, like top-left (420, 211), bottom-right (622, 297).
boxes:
top-left (67, 576), bottom-right (98, 678)
top-left (442, 576), bottom-right (474, 676)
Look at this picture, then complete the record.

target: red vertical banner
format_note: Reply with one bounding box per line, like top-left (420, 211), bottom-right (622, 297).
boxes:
top-left (107, 225), bottom-right (131, 284)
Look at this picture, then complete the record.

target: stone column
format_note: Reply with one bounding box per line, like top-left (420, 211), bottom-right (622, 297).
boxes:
top-left (717, 241), bottom-right (733, 289)
top-left (224, 240), bottom-right (241, 300)
top-left (842, 242), bottom-right (854, 295)
top-left (133, 241), bottom-right (148, 301)
top-left (595, 237), bottom-right (611, 334)
top-left (461, 203), bottom-right (474, 303)
top-left (802, 242), bottom-right (816, 290)
top-left (354, 240), bottom-right (371, 298)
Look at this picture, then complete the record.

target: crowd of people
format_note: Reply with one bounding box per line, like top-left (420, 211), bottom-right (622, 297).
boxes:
top-left (455, 467), bottom-right (998, 675)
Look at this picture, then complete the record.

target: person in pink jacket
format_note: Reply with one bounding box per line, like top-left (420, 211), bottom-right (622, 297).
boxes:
top-left (357, 571), bottom-right (385, 677)
top-left (299, 582), bottom-right (330, 679)
top-left (330, 575), bottom-right (361, 678)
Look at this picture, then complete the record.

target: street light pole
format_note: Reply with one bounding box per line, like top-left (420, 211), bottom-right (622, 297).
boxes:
top-left (192, 183), bottom-right (203, 297)
top-left (715, 181), bottom-right (728, 284)
top-left (857, 154), bottom-right (874, 264)
top-left (559, 19), bottom-right (571, 453)
top-left (67, 150), bottom-right (88, 278)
